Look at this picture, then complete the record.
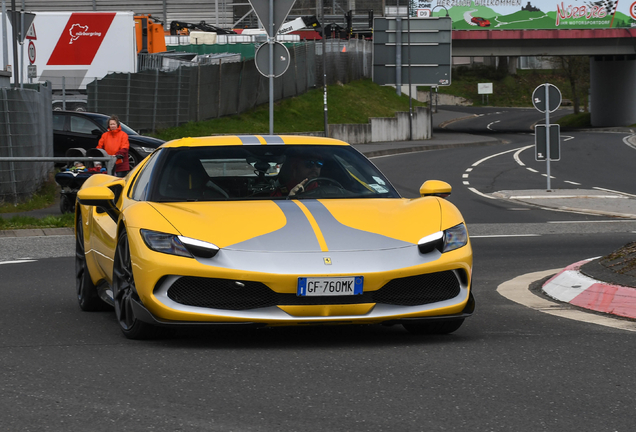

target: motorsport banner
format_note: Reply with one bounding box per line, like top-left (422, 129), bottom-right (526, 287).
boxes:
top-left (415, 0), bottom-right (635, 29)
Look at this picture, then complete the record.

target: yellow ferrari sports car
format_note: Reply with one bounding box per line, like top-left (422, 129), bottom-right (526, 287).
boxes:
top-left (75, 135), bottom-right (474, 339)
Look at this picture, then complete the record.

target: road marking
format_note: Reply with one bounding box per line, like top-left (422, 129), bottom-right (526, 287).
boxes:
top-left (548, 219), bottom-right (636, 224)
top-left (471, 146), bottom-right (527, 167)
top-left (563, 135), bottom-right (575, 141)
top-left (526, 167), bottom-right (538, 173)
top-left (498, 269), bottom-right (636, 332)
top-left (622, 134), bottom-right (636, 150)
top-left (462, 173), bottom-right (469, 178)
top-left (486, 120), bottom-right (501, 130)
top-left (564, 180), bottom-right (581, 185)
top-left (471, 234), bottom-right (540, 238)
top-left (593, 186), bottom-right (636, 198)
top-left (0, 259), bottom-right (36, 265)
top-left (513, 147), bottom-right (528, 166)
top-left (467, 187), bottom-right (496, 199)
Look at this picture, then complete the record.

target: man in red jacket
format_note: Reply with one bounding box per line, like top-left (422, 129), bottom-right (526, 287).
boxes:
top-left (97, 115), bottom-right (130, 177)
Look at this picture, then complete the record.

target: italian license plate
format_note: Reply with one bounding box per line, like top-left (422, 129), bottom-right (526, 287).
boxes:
top-left (297, 276), bottom-right (364, 296)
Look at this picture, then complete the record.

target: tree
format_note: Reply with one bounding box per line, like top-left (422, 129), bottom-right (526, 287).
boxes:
top-left (551, 56), bottom-right (590, 114)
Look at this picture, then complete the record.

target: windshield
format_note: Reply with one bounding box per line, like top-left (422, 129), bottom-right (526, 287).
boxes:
top-left (145, 145), bottom-right (400, 202)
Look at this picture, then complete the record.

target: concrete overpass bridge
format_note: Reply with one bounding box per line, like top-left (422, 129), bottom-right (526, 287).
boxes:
top-left (452, 29), bottom-right (636, 127)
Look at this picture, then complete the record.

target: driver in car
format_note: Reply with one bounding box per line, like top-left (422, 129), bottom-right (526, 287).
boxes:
top-left (272, 154), bottom-right (324, 197)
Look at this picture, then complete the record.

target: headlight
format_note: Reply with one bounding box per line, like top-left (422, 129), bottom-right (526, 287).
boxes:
top-left (418, 223), bottom-right (468, 254)
top-left (131, 145), bottom-right (156, 154)
top-left (140, 230), bottom-right (219, 258)
top-left (442, 223), bottom-right (468, 253)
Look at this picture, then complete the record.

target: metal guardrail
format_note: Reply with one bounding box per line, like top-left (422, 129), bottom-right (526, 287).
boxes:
top-left (0, 156), bottom-right (118, 175)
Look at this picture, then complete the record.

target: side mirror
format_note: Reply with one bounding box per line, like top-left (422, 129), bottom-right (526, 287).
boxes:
top-left (420, 180), bottom-right (452, 198)
top-left (77, 186), bottom-right (115, 208)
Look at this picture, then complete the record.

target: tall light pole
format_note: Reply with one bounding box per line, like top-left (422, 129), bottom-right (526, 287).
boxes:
top-left (321, 0), bottom-right (328, 137)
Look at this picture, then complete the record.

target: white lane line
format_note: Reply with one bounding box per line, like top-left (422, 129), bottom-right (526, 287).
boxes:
top-left (468, 187), bottom-right (497, 200)
top-left (564, 180), bottom-right (581, 185)
top-left (548, 219), bottom-right (636, 224)
top-left (513, 147), bottom-right (528, 166)
top-left (471, 234), bottom-right (540, 238)
top-left (471, 146), bottom-right (531, 167)
top-left (593, 186), bottom-right (636, 198)
top-left (562, 135), bottom-right (575, 141)
top-left (622, 134), bottom-right (636, 150)
top-left (487, 120), bottom-right (501, 131)
top-left (526, 167), bottom-right (539, 173)
top-left (462, 173), bottom-right (469, 178)
top-left (498, 269), bottom-right (636, 332)
top-left (465, 168), bottom-right (473, 172)
top-left (0, 259), bottom-right (37, 265)
top-left (463, 181), bottom-right (470, 185)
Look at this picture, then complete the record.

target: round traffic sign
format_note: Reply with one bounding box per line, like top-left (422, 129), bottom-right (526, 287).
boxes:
top-left (255, 42), bottom-right (290, 78)
top-left (630, 1), bottom-right (636, 20)
top-left (28, 40), bottom-right (36, 64)
top-left (532, 83), bottom-right (562, 113)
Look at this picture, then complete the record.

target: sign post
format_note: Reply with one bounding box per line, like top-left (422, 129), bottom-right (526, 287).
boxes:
top-left (532, 83), bottom-right (562, 191)
top-left (248, 0), bottom-right (295, 135)
top-left (478, 82), bottom-right (492, 105)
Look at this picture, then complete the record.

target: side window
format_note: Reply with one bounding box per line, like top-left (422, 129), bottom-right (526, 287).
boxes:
top-left (69, 116), bottom-right (99, 135)
top-left (52, 114), bottom-right (65, 131)
top-left (130, 150), bottom-right (160, 201)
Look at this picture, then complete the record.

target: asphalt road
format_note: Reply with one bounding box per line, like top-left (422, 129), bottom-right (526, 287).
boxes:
top-left (2, 109), bottom-right (636, 431)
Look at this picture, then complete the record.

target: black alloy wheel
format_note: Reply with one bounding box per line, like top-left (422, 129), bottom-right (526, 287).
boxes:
top-left (128, 149), bottom-right (141, 170)
top-left (112, 229), bottom-right (157, 339)
top-left (60, 194), bottom-right (74, 214)
top-left (76, 214), bottom-right (107, 311)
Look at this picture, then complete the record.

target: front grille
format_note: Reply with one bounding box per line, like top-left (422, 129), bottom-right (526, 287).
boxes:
top-left (372, 271), bottom-right (461, 306)
top-left (167, 277), bottom-right (278, 310)
top-left (165, 271), bottom-right (461, 310)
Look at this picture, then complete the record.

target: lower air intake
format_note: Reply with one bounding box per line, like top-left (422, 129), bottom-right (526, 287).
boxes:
top-left (372, 271), bottom-right (461, 306)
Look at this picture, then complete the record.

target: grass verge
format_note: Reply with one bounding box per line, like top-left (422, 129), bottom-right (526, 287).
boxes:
top-left (0, 177), bottom-right (74, 230)
top-left (152, 79), bottom-right (426, 140)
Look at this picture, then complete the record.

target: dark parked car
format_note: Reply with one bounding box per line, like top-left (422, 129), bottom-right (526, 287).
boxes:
top-left (53, 111), bottom-right (165, 168)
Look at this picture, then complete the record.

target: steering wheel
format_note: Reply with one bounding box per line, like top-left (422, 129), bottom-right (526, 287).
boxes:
top-left (304, 177), bottom-right (344, 190)
top-left (286, 177), bottom-right (345, 199)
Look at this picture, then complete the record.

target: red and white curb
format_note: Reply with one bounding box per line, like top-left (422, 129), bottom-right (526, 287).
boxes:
top-left (543, 258), bottom-right (636, 319)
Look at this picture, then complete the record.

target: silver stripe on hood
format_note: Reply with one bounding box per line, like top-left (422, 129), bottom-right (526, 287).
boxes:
top-left (199, 200), bottom-right (438, 274)
top-left (226, 200), bottom-right (412, 253)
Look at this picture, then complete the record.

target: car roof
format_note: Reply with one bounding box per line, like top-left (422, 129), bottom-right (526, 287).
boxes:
top-left (161, 135), bottom-right (351, 148)
top-left (54, 111), bottom-right (109, 120)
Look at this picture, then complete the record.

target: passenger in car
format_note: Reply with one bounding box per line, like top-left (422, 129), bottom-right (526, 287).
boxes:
top-left (166, 157), bottom-right (229, 200)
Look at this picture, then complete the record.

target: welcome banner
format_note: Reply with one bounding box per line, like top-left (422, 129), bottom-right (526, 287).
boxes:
top-left (414, 0), bottom-right (635, 29)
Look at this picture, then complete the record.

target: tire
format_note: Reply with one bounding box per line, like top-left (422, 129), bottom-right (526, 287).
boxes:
top-left (128, 150), bottom-right (141, 170)
top-left (60, 194), bottom-right (74, 214)
top-left (402, 319), bottom-right (464, 335)
top-left (112, 229), bottom-right (157, 339)
top-left (76, 214), bottom-right (107, 311)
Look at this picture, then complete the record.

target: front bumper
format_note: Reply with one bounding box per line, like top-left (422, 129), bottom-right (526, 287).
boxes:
top-left (131, 292), bottom-right (476, 327)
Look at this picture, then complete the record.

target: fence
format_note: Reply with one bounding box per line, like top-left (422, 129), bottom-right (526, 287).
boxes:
top-left (88, 40), bottom-right (372, 133)
top-left (0, 84), bottom-right (53, 203)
